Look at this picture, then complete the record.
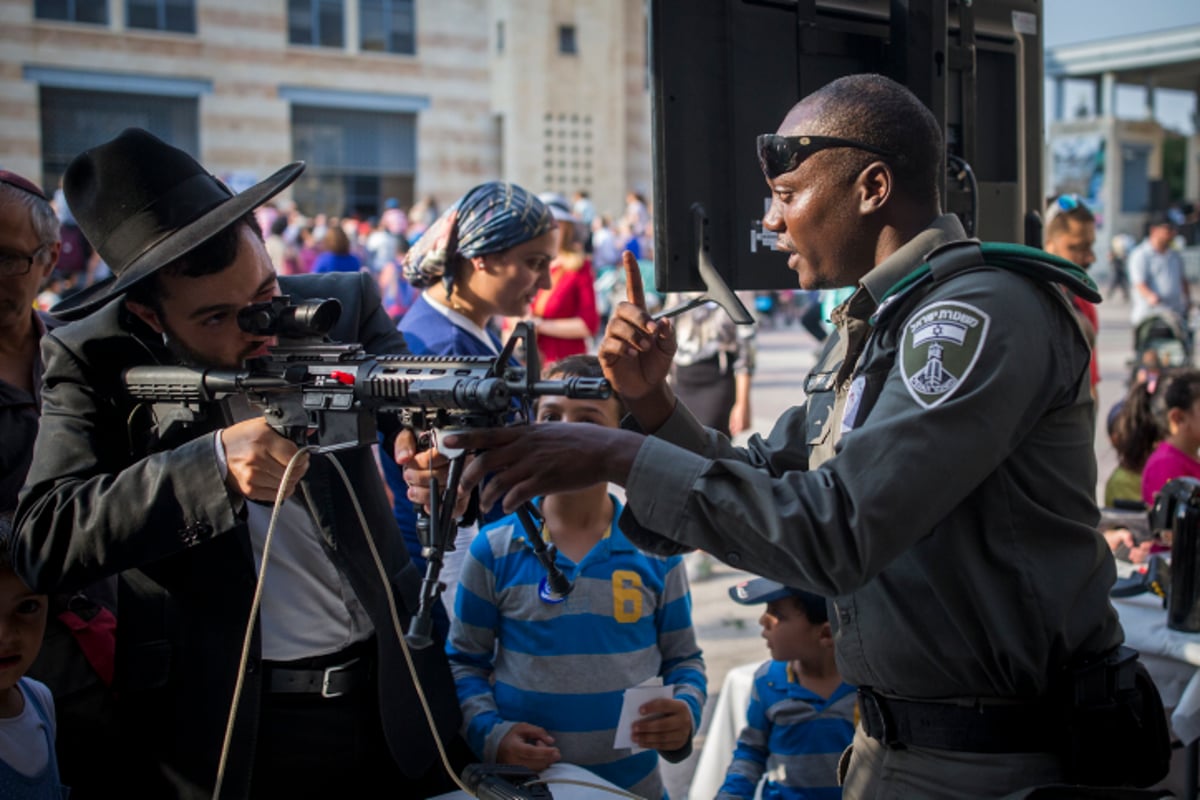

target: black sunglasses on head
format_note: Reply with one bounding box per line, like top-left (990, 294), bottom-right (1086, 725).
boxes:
top-left (756, 134), bottom-right (899, 180)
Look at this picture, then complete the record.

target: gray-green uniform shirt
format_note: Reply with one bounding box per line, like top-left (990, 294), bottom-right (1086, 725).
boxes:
top-left (622, 214), bottom-right (1123, 701)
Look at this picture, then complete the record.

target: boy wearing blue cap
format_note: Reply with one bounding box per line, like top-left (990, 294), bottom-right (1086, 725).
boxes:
top-left (718, 578), bottom-right (855, 800)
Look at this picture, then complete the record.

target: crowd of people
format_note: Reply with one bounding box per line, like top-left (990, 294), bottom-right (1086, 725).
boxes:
top-left (0, 69), bottom-right (1193, 800)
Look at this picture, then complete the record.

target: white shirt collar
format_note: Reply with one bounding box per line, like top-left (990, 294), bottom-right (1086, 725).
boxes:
top-left (423, 292), bottom-right (500, 355)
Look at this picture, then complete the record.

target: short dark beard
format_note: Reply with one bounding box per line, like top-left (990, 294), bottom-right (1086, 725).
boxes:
top-left (159, 321), bottom-right (220, 368)
top-left (158, 319), bottom-right (263, 370)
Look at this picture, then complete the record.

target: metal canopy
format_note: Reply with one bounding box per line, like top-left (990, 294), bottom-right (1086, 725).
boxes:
top-left (1046, 25), bottom-right (1200, 91)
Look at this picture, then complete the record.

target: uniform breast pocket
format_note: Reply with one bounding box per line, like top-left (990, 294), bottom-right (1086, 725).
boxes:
top-left (840, 365), bottom-right (890, 434)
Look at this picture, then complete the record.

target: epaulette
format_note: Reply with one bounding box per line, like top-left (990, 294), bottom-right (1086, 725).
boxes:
top-left (871, 240), bottom-right (1101, 328)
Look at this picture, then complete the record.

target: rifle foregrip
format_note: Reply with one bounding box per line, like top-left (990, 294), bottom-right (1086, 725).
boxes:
top-left (362, 373), bottom-right (511, 412)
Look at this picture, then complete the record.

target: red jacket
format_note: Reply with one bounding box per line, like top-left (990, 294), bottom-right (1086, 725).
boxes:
top-left (533, 256), bottom-right (600, 366)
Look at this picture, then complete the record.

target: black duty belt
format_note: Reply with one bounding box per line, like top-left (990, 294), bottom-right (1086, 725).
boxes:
top-left (858, 687), bottom-right (1060, 753)
top-left (263, 641), bottom-right (374, 698)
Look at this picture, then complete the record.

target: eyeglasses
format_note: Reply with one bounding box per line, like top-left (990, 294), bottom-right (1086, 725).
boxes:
top-left (757, 134), bottom-right (899, 180)
top-left (0, 245), bottom-right (47, 278)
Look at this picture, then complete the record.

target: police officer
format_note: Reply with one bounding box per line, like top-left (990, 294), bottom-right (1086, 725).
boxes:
top-left (445, 74), bottom-right (1169, 797)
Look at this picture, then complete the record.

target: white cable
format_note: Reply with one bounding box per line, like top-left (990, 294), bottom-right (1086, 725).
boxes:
top-left (212, 444), bottom-right (313, 800)
top-left (322, 451), bottom-right (475, 796)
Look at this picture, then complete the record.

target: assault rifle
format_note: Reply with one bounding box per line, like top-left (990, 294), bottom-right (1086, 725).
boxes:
top-left (122, 295), bottom-right (603, 648)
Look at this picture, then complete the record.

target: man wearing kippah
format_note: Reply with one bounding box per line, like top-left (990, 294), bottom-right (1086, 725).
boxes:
top-left (1, 170), bottom-right (122, 799)
top-left (0, 171), bottom-right (59, 513)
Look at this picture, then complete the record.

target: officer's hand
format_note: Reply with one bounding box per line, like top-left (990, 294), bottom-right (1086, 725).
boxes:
top-left (496, 723), bottom-right (561, 773)
top-left (396, 431), bottom-right (471, 518)
top-left (447, 423), bottom-right (642, 514)
top-left (220, 418), bottom-right (308, 502)
top-left (632, 697), bottom-right (692, 753)
top-left (599, 251), bottom-right (677, 429)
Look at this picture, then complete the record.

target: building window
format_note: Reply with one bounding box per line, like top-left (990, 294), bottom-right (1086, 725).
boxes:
top-left (40, 87), bottom-right (198, 192)
top-left (288, 0), bottom-right (344, 48)
top-left (291, 105), bottom-right (416, 218)
top-left (542, 111), bottom-right (593, 193)
top-left (360, 0), bottom-right (415, 55)
top-left (34, 0), bottom-right (108, 24)
top-left (127, 0), bottom-right (196, 33)
top-left (558, 25), bottom-right (577, 55)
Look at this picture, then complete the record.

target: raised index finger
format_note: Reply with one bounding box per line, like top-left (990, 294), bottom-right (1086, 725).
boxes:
top-left (623, 250), bottom-right (646, 309)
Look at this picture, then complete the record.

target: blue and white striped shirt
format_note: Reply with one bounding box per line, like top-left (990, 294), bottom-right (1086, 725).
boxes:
top-left (447, 496), bottom-right (707, 799)
top-left (718, 661), bottom-right (855, 800)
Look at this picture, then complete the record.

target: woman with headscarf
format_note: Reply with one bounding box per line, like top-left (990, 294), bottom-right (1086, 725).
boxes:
top-left (379, 182), bottom-right (558, 616)
top-left (398, 183), bottom-right (556, 355)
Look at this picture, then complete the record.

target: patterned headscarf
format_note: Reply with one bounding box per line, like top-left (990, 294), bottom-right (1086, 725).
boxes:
top-left (403, 182), bottom-right (554, 289)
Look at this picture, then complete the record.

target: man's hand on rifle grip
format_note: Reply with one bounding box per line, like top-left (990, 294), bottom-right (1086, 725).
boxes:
top-left (396, 429), bottom-right (472, 518)
top-left (220, 417), bottom-right (309, 502)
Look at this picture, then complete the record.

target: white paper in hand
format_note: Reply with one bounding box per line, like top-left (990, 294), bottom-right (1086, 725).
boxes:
top-left (613, 677), bottom-right (673, 753)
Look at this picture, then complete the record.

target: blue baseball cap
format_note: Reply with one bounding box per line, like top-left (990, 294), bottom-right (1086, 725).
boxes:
top-left (729, 577), bottom-right (795, 605)
top-left (728, 577), bottom-right (829, 623)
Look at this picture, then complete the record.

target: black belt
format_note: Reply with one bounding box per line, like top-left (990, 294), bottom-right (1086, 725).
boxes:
top-left (263, 640), bottom-right (374, 698)
top-left (858, 687), bottom-right (1059, 753)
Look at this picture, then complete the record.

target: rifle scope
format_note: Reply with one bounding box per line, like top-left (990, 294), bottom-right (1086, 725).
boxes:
top-left (238, 296), bottom-right (340, 338)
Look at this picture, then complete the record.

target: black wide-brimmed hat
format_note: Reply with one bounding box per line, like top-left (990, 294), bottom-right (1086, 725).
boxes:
top-left (50, 128), bottom-right (304, 320)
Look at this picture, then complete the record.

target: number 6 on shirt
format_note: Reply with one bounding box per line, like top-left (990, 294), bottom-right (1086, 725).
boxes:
top-left (612, 570), bottom-right (643, 622)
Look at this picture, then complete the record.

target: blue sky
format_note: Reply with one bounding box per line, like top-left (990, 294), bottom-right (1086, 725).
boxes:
top-left (1044, 0), bottom-right (1200, 133)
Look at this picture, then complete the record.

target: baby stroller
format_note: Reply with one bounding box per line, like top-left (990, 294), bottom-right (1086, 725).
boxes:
top-left (1130, 308), bottom-right (1192, 385)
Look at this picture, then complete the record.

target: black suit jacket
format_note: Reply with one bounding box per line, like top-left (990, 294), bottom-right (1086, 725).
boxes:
top-left (14, 272), bottom-right (460, 798)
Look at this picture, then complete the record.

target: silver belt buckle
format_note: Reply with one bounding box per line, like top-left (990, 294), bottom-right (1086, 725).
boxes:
top-left (320, 657), bottom-right (360, 698)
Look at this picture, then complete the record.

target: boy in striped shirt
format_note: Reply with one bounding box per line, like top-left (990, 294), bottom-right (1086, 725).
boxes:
top-left (447, 355), bottom-right (706, 799)
top-left (718, 578), bottom-right (855, 800)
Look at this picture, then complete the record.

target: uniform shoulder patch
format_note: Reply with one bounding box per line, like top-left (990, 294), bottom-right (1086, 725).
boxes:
top-left (899, 300), bottom-right (991, 409)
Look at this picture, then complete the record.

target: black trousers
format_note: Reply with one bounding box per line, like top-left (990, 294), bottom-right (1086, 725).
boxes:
top-left (250, 646), bottom-right (473, 799)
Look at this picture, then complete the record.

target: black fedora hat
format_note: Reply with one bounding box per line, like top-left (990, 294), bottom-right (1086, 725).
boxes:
top-left (50, 128), bottom-right (304, 320)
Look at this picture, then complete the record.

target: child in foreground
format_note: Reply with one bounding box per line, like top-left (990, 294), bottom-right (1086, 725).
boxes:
top-left (446, 355), bottom-right (707, 800)
top-left (718, 577), bottom-right (855, 800)
top-left (0, 513), bottom-right (64, 798)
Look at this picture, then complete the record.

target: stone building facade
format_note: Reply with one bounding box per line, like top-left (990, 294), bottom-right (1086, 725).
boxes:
top-left (0, 0), bottom-right (651, 220)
